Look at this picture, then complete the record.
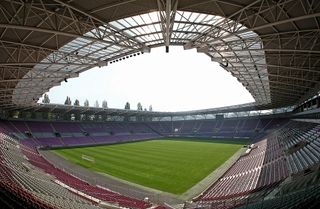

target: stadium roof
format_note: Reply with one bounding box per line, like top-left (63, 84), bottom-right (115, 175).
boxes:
top-left (0, 0), bottom-right (319, 111)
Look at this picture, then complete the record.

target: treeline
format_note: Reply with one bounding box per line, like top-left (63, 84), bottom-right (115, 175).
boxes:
top-left (42, 94), bottom-right (153, 111)
top-left (8, 109), bottom-right (154, 122)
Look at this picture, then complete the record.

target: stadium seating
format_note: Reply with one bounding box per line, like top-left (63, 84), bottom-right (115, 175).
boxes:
top-left (0, 131), bottom-right (152, 209)
top-left (1, 118), bottom-right (320, 209)
top-left (194, 137), bottom-right (289, 202)
top-left (168, 118), bottom-right (287, 138)
top-left (23, 150), bottom-right (151, 209)
top-left (52, 122), bottom-right (82, 133)
top-left (0, 118), bottom-right (287, 149)
top-left (27, 121), bottom-right (54, 132)
top-left (0, 133), bottom-right (100, 209)
top-left (235, 170), bottom-right (320, 209)
top-left (194, 119), bottom-right (320, 208)
top-left (0, 120), bottom-right (161, 149)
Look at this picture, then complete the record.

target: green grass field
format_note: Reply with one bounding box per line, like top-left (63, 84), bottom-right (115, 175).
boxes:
top-left (53, 138), bottom-right (247, 194)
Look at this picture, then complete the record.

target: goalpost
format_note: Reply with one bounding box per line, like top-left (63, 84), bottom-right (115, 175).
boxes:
top-left (81, 154), bottom-right (95, 163)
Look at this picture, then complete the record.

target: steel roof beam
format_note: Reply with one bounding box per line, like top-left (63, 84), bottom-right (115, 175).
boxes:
top-left (269, 80), bottom-right (317, 89)
top-left (52, 0), bottom-right (148, 51)
top-left (0, 62), bottom-right (94, 67)
top-left (157, 0), bottom-right (178, 52)
top-left (270, 86), bottom-right (309, 93)
top-left (227, 62), bottom-right (320, 74)
top-left (89, 0), bottom-right (138, 14)
top-left (267, 74), bottom-right (319, 83)
top-left (270, 89), bottom-right (304, 97)
top-left (0, 24), bottom-right (136, 50)
top-left (0, 40), bottom-right (101, 63)
top-left (212, 48), bottom-right (320, 54)
top-left (193, 12), bottom-right (320, 46)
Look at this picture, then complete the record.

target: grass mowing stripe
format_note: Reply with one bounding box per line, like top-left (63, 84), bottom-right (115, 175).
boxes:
top-left (98, 147), bottom-right (190, 167)
top-left (66, 148), bottom-right (176, 180)
top-left (53, 138), bottom-right (246, 194)
top-left (79, 142), bottom-right (208, 169)
top-left (83, 148), bottom-right (171, 172)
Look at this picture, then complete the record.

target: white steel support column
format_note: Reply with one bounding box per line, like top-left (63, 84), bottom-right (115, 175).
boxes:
top-left (157, 0), bottom-right (178, 52)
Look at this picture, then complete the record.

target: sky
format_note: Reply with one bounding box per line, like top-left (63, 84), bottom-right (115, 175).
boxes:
top-left (43, 46), bottom-right (254, 112)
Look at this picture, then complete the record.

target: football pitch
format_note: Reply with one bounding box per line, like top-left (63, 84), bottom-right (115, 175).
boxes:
top-left (53, 138), bottom-right (247, 194)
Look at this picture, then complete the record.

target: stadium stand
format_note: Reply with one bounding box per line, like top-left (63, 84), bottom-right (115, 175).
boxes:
top-left (150, 118), bottom-right (284, 138)
top-left (194, 119), bottom-right (320, 208)
top-left (0, 117), bottom-right (320, 208)
top-left (0, 133), bottom-right (100, 209)
top-left (0, 117), bottom-right (286, 150)
top-left (0, 130), bottom-right (152, 209)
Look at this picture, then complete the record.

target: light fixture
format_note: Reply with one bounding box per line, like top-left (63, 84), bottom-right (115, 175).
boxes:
top-left (219, 62), bottom-right (228, 68)
top-left (97, 60), bottom-right (108, 67)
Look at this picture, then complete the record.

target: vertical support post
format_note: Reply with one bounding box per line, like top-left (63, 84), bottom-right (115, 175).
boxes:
top-left (157, 0), bottom-right (178, 53)
top-left (165, 0), bottom-right (171, 52)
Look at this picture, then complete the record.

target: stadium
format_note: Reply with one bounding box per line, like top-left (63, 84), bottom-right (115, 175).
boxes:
top-left (0, 0), bottom-right (320, 209)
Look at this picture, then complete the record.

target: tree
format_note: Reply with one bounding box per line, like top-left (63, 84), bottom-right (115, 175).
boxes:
top-left (64, 96), bottom-right (72, 105)
top-left (73, 99), bottom-right (80, 120)
top-left (74, 99), bottom-right (80, 106)
top-left (95, 100), bottom-right (99, 108)
top-left (124, 102), bottom-right (130, 121)
top-left (124, 102), bottom-right (130, 110)
top-left (42, 94), bottom-right (50, 103)
top-left (149, 105), bottom-right (153, 111)
top-left (137, 102), bottom-right (143, 111)
top-left (84, 99), bottom-right (89, 107)
top-left (136, 102), bottom-right (143, 121)
top-left (102, 100), bottom-right (108, 108)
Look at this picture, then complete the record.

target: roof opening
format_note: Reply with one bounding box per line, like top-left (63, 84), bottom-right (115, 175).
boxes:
top-left (43, 46), bottom-right (254, 111)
